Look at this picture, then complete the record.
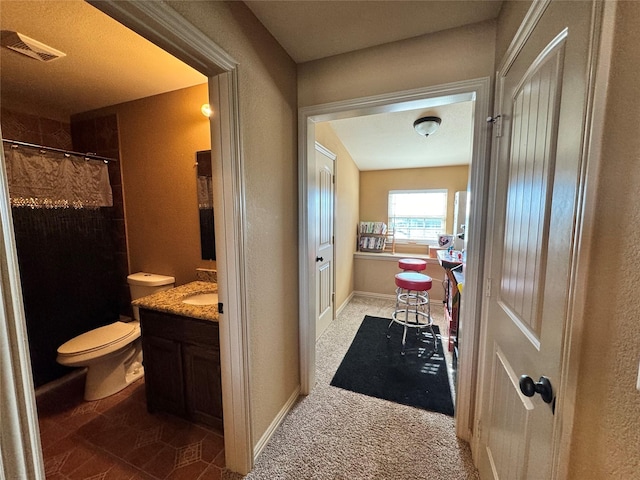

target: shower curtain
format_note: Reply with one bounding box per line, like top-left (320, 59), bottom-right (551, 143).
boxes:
top-left (4, 146), bottom-right (120, 387)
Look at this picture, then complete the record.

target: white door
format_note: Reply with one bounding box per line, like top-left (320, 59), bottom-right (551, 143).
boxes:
top-left (315, 143), bottom-right (335, 341)
top-left (476, 2), bottom-right (597, 478)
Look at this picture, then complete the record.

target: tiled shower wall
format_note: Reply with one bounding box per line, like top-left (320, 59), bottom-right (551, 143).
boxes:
top-left (1, 107), bottom-right (73, 150)
top-left (1, 108), bottom-right (132, 386)
top-left (71, 114), bottom-right (132, 317)
top-left (1, 108), bottom-right (131, 318)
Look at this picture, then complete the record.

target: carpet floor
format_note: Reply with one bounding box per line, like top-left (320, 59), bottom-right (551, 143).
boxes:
top-left (331, 316), bottom-right (454, 416)
top-left (225, 295), bottom-right (478, 480)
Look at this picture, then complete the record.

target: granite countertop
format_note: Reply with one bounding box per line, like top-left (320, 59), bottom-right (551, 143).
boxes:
top-left (132, 281), bottom-right (219, 322)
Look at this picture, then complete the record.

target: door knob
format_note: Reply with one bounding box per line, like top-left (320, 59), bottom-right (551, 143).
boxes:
top-left (315, 256), bottom-right (324, 262)
top-left (519, 375), bottom-right (553, 404)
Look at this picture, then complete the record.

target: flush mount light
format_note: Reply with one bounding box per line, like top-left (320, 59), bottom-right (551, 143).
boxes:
top-left (413, 116), bottom-right (442, 137)
top-left (201, 103), bottom-right (212, 117)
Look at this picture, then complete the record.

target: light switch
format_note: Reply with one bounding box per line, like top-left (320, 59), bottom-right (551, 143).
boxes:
top-left (637, 360), bottom-right (640, 392)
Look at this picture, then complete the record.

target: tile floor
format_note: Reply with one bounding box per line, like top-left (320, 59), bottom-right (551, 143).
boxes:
top-left (37, 375), bottom-right (225, 480)
top-left (36, 295), bottom-right (455, 480)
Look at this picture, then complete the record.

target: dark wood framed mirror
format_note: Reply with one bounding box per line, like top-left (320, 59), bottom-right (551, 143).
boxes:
top-left (196, 150), bottom-right (215, 260)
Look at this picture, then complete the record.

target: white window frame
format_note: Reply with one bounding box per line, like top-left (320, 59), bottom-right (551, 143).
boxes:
top-left (388, 189), bottom-right (447, 245)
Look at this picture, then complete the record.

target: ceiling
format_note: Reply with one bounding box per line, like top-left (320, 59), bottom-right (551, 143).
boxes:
top-left (244, 0), bottom-right (502, 63)
top-left (0, 0), bottom-right (502, 170)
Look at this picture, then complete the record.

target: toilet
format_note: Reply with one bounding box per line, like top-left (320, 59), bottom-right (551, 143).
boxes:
top-left (56, 272), bottom-right (175, 401)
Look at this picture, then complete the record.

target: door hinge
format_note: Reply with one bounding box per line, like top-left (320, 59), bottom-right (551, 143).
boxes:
top-left (487, 115), bottom-right (502, 137)
top-left (485, 278), bottom-right (492, 297)
top-left (331, 292), bottom-right (335, 305)
top-left (218, 302), bottom-right (224, 314)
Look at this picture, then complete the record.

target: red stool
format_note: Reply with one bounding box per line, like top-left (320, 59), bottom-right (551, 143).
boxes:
top-left (388, 271), bottom-right (437, 356)
top-left (398, 258), bottom-right (427, 272)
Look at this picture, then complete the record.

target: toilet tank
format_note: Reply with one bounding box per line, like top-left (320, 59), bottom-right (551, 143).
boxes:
top-left (127, 272), bottom-right (175, 300)
top-left (127, 273), bottom-right (175, 322)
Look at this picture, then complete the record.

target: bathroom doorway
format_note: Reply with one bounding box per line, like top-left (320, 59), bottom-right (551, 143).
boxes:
top-left (0, 1), bottom-right (252, 476)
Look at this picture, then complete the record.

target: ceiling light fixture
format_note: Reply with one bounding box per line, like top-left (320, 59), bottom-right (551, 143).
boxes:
top-left (413, 116), bottom-right (441, 137)
top-left (201, 103), bottom-right (212, 118)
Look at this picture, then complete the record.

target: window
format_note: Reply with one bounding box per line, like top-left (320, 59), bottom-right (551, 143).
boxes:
top-left (388, 189), bottom-right (447, 244)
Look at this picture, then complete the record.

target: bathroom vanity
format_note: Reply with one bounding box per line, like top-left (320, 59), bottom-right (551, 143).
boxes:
top-left (133, 281), bottom-right (222, 431)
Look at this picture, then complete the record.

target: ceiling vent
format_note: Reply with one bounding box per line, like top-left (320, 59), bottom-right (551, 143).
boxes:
top-left (1, 31), bottom-right (66, 62)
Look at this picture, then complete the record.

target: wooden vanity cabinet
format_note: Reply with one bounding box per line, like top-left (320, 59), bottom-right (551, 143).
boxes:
top-left (139, 308), bottom-right (223, 431)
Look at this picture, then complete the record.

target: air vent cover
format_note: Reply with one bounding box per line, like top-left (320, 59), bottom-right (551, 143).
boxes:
top-left (1, 30), bottom-right (66, 62)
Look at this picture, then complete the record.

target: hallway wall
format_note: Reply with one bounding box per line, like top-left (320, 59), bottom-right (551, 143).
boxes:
top-left (166, 1), bottom-right (299, 449)
top-left (298, 20), bottom-right (496, 107)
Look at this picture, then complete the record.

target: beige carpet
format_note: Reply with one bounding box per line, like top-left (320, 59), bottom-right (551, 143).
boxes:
top-left (225, 295), bottom-right (479, 479)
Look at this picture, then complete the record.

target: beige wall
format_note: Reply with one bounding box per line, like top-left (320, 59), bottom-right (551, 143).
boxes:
top-left (568, 1), bottom-right (640, 477)
top-left (315, 123), bottom-right (360, 311)
top-left (79, 84), bottom-right (213, 286)
top-left (494, 1), bottom-right (640, 477)
top-left (298, 20), bottom-right (496, 107)
top-left (360, 165), bottom-right (470, 237)
top-left (355, 166), bottom-right (467, 302)
top-left (354, 256), bottom-right (445, 302)
top-left (166, 1), bottom-right (299, 448)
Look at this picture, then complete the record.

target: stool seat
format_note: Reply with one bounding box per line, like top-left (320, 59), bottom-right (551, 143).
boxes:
top-left (398, 258), bottom-right (427, 272)
top-left (395, 271), bottom-right (432, 291)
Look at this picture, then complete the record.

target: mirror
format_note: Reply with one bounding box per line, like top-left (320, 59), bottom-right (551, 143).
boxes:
top-left (196, 150), bottom-right (216, 260)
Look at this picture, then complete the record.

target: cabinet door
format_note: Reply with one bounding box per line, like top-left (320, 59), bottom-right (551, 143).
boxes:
top-left (142, 335), bottom-right (185, 415)
top-left (183, 343), bottom-right (223, 430)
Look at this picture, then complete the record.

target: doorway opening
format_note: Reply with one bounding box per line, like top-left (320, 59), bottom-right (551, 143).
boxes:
top-left (0, 1), bottom-right (252, 476)
top-left (299, 77), bottom-right (491, 440)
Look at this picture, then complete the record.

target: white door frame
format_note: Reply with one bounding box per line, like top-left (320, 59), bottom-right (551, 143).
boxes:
top-left (0, 1), bottom-right (253, 476)
top-left (298, 77), bottom-right (492, 441)
top-left (471, 0), bottom-right (614, 476)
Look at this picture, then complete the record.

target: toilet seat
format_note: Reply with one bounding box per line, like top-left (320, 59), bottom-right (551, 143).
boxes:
top-left (57, 321), bottom-right (139, 360)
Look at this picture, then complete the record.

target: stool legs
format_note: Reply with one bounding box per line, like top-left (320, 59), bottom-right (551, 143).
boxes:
top-left (388, 287), bottom-right (437, 356)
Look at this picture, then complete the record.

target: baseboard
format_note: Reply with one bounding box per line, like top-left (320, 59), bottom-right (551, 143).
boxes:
top-left (35, 368), bottom-right (87, 398)
top-left (352, 291), bottom-right (396, 301)
top-left (335, 291), bottom-right (355, 317)
top-left (253, 385), bottom-right (301, 460)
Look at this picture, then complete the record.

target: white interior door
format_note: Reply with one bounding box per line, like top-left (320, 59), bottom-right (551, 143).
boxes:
top-left (476, 2), bottom-right (597, 478)
top-left (315, 143), bottom-right (335, 341)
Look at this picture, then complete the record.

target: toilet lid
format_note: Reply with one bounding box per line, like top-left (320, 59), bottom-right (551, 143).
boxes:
top-left (58, 322), bottom-right (137, 356)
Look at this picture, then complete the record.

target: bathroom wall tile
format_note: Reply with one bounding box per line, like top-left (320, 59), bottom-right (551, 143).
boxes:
top-left (40, 117), bottom-right (73, 150)
top-left (95, 114), bottom-right (119, 151)
top-left (71, 113), bottom-right (131, 318)
top-left (0, 108), bottom-right (72, 149)
top-left (70, 118), bottom-right (96, 153)
top-left (108, 160), bottom-right (123, 187)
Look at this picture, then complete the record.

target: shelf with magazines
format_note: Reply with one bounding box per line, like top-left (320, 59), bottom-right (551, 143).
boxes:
top-left (357, 222), bottom-right (395, 254)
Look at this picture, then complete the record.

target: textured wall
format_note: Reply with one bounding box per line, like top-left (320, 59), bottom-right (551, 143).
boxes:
top-left (314, 123), bottom-right (360, 312)
top-left (298, 20), bottom-right (496, 107)
top-left (359, 165), bottom-right (470, 236)
top-left (569, 1), bottom-right (640, 477)
top-left (166, 1), bottom-right (299, 447)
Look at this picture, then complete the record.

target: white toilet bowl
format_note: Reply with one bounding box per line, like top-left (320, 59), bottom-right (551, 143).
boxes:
top-left (57, 321), bottom-right (144, 401)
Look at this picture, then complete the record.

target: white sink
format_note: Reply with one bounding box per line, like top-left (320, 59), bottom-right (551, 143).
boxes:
top-left (182, 292), bottom-right (218, 306)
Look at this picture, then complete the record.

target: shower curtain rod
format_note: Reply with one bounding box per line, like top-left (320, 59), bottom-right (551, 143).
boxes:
top-left (2, 139), bottom-right (118, 163)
